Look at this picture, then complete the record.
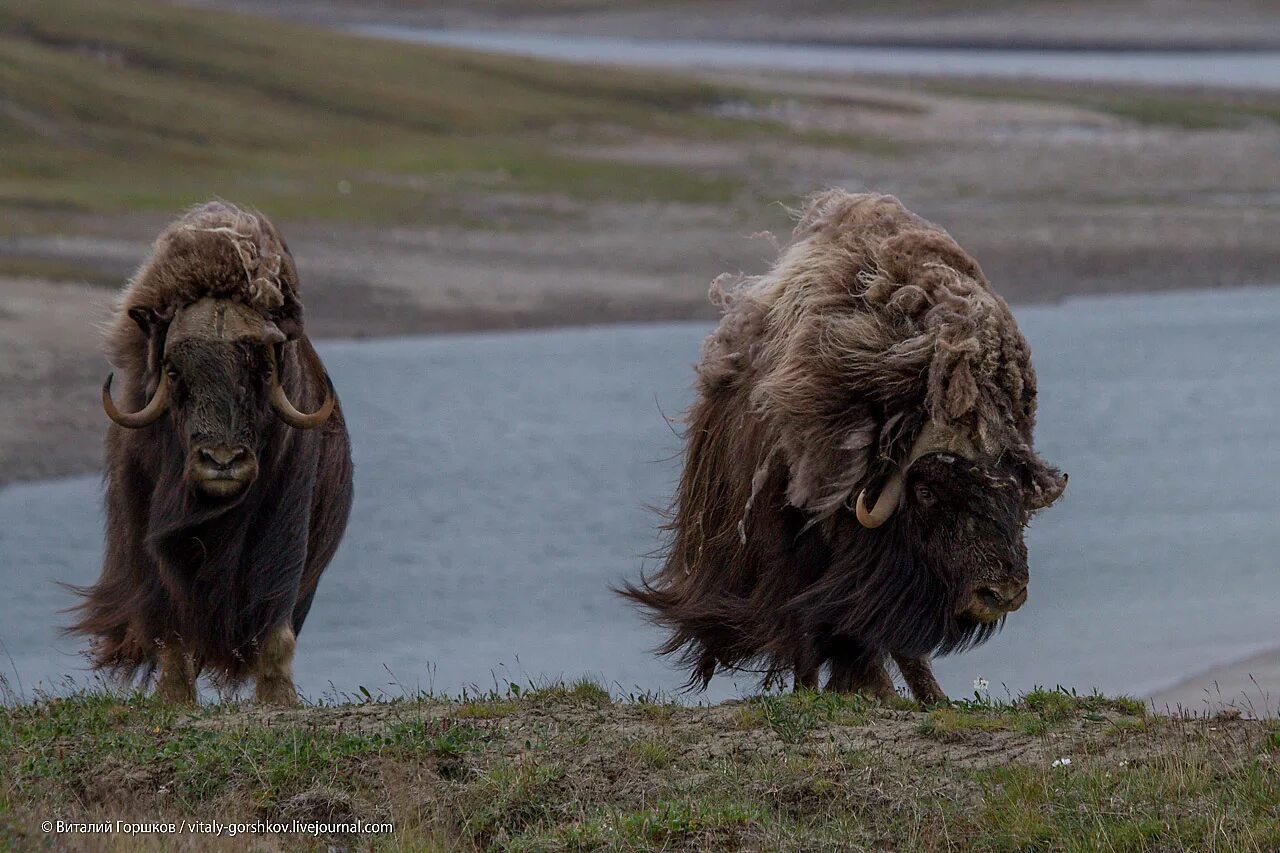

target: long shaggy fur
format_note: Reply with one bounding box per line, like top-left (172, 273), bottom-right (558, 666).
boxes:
top-left (70, 202), bottom-right (352, 686)
top-left (105, 201), bottom-right (303, 384)
top-left (624, 191), bottom-right (1065, 688)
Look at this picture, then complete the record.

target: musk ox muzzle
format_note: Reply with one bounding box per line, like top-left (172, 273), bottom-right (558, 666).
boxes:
top-left (961, 578), bottom-right (1029, 623)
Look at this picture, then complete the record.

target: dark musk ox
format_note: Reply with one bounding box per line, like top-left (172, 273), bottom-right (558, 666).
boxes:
top-left (69, 201), bottom-right (353, 705)
top-left (623, 191), bottom-right (1066, 703)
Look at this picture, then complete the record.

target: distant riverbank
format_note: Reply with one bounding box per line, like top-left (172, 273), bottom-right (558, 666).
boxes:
top-left (186, 0), bottom-right (1280, 52)
top-left (349, 27), bottom-right (1280, 91)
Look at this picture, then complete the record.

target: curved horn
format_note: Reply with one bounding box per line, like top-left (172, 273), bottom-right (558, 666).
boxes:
top-left (854, 422), bottom-right (954, 529)
top-left (102, 372), bottom-right (168, 429)
top-left (855, 472), bottom-right (904, 529)
top-left (268, 352), bottom-right (334, 430)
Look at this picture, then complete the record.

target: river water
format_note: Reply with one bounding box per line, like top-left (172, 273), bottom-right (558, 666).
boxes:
top-left (350, 26), bottom-right (1280, 91)
top-left (1, 286), bottom-right (1277, 704)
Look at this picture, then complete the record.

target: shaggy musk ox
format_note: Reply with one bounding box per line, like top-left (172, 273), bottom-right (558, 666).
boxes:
top-left (623, 191), bottom-right (1066, 703)
top-left (69, 202), bottom-right (353, 705)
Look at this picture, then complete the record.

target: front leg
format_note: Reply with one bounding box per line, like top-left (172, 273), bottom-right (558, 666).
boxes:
top-left (156, 641), bottom-right (198, 705)
top-left (826, 655), bottom-right (897, 703)
top-left (892, 653), bottom-right (947, 705)
top-left (254, 624), bottom-right (298, 706)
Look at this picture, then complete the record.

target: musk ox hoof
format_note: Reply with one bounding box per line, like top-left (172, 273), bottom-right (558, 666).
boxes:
top-left (155, 680), bottom-right (197, 705)
top-left (254, 679), bottom-right (298, 706)
top-left (825, 659), bottom-right (898, 704)
top-left (155, 647), bottom-right (198, 705)
top-left (913, 687), bottom-right (949, 707)
top-left (860, 684), bottom-right (900, 705)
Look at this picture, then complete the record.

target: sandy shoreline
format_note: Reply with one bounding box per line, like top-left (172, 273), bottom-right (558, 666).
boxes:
top-left (1151, 648), bottom-right (1280, 717)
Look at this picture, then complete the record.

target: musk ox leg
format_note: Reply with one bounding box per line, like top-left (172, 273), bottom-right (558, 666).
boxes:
top-left (825, 656), bottom-right (896, 703)
top-left (794, 647), bottom-right (821, 691)
top-left (892, 654), bottom-right (947, 705)
top-left (156, 642), bottom-right (198, 705)
top-left (254, 624), bottom-right (299, 706)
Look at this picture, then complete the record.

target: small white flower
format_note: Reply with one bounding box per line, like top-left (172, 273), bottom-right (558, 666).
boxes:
top-left (973, 677), bottom-right (990, 691)
top-left (1051, 757), bottom-right (1072, 768)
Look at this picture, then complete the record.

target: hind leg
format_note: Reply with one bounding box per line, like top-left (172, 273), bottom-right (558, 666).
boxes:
top-left (791, 637), bottom-right (824, 691)
top-left (794, 653), bottom-right (820, 691)
top-left (892, 653), bottom-right (947, 705)
top-left (156, 641), bottom-right (198, 705)
top-left (826, 655), bottom-right (896, 702)
top-left (254, 624), bottom-right (298, 706)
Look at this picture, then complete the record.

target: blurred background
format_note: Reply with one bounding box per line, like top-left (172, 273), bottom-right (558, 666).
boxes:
top-left (1, 0), bottom-right (1277, 712)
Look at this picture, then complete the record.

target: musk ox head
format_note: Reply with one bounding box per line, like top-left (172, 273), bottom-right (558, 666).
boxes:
top-left (789, 416), bottom-right (1055, 667)
top-left (904, 452), bottom-right (1029, 624)
top-left (103, 298), bottom-right (333, 500)
top-left (853, 421), bottom-right (1036, 625)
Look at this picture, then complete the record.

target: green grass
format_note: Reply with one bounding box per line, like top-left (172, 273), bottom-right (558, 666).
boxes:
top-left (7, 685), bottom-right (1273, 850)
top-left (0, 0), bottom-right (765, 222)
top-left (967, 756), bottom-right (1280, 850)
top-left (910, 77), bottom-right (1280, 129)
top-left (915, 687), bottom-right (1149, 739)
top-left (0, 255), bottom-right (121, 286)
top-left (0, 692), bottom-right (482, 809)
top-left (734, 688), bottom-right (883, 742)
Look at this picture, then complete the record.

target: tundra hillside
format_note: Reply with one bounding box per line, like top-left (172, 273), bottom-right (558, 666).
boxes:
top-left (201, 0), bottom-right (1280, 50)
top-left (4, 0), bottom-right (1280, 485)
top-left (2, 685), bottom-right (1278, 851)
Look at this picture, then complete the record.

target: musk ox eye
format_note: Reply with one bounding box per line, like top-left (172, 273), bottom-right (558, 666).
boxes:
top-left (914, 483), bottom-right (936, 506)
top-left (164, 364), bottom-right (180, 381)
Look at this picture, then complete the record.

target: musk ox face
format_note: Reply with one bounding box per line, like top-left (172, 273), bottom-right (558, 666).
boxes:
top-left (102, 297), bottom-right (335, 501)
top-left (903, 453), bottom-right (1029, 626)
top-left (164, 337), bottom-right (274, 500)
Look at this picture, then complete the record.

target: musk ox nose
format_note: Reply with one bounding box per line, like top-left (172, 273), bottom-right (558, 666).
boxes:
top-left (190, 444), bottom-right (257, 499)
top-left (198, 445), bottom-right (247, 470)
top-left (976, 580), bottom-right (1029, 614)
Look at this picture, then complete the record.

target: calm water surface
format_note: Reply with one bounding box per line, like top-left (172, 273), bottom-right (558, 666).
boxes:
top-left (351, 26), bottom-right (1280, 91)
top-left (2, 287), bottom-right (1278, 703)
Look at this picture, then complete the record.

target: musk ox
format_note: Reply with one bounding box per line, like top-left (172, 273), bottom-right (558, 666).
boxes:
top-left (69, 201), bottom-right (353, 705)
top-left (623, 191), bottom-right (1066, 703)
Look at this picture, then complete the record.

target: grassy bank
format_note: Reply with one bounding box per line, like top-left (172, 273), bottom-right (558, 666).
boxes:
top-left (908, 78), bottom-right (1280, 130)
top-left (2, 684), bottom-right (1278, 850)
top-left (0, 0), bottom-right (767, 223)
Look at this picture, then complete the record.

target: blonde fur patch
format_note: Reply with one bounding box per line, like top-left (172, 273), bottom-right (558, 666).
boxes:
top-left (697, 191), bottom-right (1065, 528)
top-left (104, 200), bottom-right (302, 381)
